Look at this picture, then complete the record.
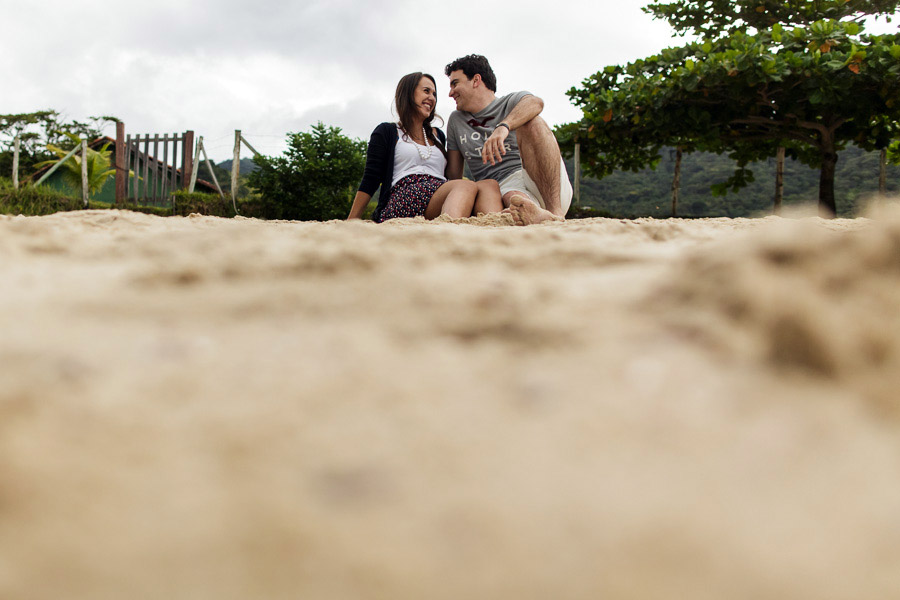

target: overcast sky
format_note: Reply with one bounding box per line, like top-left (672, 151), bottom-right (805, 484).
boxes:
top-left (3, 1), bottom-right (893, 162)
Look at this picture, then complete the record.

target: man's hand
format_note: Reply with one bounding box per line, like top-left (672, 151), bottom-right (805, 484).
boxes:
top-left (481, 125), bottom-right (509, 166)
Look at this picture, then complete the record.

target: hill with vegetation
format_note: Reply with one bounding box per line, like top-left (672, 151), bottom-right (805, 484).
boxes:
top-left (568, 146), bottom-right (899, 218)
top-left (216, 157), bottom-right (260, 174)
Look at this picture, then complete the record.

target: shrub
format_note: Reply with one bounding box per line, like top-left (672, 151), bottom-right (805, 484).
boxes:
top-left (234, 193), bottom-right (281, 220)
top-left (247, 122), bottom-right (365, 221)
top-left (0, 179), bottom-right (83, 215)
top-left (171, 190), bottom-right (234, 217)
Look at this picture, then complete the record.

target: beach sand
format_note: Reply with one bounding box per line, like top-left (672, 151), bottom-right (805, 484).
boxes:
top-left (1, 207), bottom-right (899, 599)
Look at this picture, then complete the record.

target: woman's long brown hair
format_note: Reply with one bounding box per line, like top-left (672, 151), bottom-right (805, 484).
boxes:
top-left (394, 72), bottom-right (447, 158)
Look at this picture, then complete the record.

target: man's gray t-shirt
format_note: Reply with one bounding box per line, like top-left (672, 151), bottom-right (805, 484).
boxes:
top-left (446, 91), bottom-right (532, 183)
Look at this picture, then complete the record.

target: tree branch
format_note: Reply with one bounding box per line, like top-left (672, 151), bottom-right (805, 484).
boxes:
top-left (727, 118), bottom-right (821, 145)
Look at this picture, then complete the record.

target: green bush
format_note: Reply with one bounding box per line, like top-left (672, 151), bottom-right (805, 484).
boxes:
top-left (116, 204), bottom-right (174, 217)
top-left (0, 178), bottom-right (84, 215)
top-left (231, 193), bottom-right (277, 220)
top-left (170, 190), bottom-right (234, 217)
top-left (247, 122), bottom-right (366, 221)
top-left (169, 191), bottom-right (291, 220)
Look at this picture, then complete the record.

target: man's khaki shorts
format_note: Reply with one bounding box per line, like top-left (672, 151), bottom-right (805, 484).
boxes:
top-left (498, 157), bottom-right (573, 215)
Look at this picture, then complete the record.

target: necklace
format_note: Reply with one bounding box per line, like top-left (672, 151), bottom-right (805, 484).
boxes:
top-left (416, 126), bottom-right (433, 161)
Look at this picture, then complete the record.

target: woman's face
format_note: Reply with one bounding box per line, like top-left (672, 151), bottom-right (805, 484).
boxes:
top-left (414, 76), bottom-right (437, 120)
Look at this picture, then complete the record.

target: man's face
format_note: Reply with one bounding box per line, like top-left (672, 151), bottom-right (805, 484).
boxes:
top-left (448, 69), bottom-right (476, 112)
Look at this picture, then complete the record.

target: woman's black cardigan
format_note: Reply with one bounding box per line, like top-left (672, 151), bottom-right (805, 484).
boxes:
top-left (357, 122), bottom-right (447, 222)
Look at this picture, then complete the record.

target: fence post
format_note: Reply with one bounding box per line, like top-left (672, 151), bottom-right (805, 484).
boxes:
top-left (142, 135), bottom-right (150, 203)
top-left (170, 133), bottom-right (179, 191)
top-left (182, 130), bottom-right (195, 190)
top-left (12, 135), bottom-right (20, 190)
top-left (880, 148), bottom-right (887, 195)
top-left (162, 134), bottom-right (170, 200)
top-left (573, 142), bottom-right (581, 207)
top-left (240, 135), bottom-right (261, 158)
top-left (115, 122), bottom-right (126, 206)
top-left (189, 136), bottom-right (203, 193)
top-left (232, 130), bottom-right (241, 207)
top-left (152, 134), bottom-right (160, 202)
top-left (130, 134), bottom-right (141, 200)
top-left (81, 140), bottom-right (89, 207)
top-left (199, 138), bottom-right (226, 198)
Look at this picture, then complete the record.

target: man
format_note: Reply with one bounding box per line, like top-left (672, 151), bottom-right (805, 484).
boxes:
top-left (444, 54), bottom-right (573, 225)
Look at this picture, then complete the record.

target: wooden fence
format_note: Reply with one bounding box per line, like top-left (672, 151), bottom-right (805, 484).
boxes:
top-left (115, 123), bottom-right (194, 207)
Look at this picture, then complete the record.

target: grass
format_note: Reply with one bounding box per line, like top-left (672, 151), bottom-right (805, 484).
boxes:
top-left (0, 179), bottom-right (244, 218)
top-left (3, 177), bottom-right (614, 221)
top-left (0, 177), bottom-right (87, 215)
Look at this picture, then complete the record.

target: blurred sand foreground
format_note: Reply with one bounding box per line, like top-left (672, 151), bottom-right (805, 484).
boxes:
top-left (1, 207), bottom-right (900, 599)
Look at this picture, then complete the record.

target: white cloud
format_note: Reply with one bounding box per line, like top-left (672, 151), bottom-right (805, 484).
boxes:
top-left (3, 0), bottom-right (680, 160)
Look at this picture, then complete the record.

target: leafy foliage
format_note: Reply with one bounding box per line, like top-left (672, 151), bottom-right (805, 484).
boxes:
top-left (644, 0), bottom-right (899, 37)
top-left (0, 176), bottom-right (82, 215)
top-left (170, 190), bottom-right (234, 217)
top-left (888, 138), bottom-right (900, 163)
top-left (567, 145), bottom-right (899, 218)
top-left (1, 111), bottom-right (117, 176)
top-left (247, 122), bottom-right (366, 221)
top-left (33, 132), bottom-right (117, 197)
top-left (561, 2), bottom-right (900, 216)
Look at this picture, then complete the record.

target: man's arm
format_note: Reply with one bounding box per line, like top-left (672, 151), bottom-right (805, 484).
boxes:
top-left (481, 94), bottom-right (544, 166)
top-left (446, 150), bottom-right (464, 180)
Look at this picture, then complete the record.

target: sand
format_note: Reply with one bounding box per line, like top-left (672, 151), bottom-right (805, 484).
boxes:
top-left (1, 206), bottom-right (899, 599)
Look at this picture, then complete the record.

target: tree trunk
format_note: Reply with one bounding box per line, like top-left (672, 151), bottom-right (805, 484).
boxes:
top-left (818, 150), bottom-right (838, 218)
top-left (12, 136), bottom-right (19, 190)
top-left (774, 146), bottom-right (785, 215)
top-left (574, 143), bottom-right (581, 207)
top-left (672, 146), bottom-right (682, 217)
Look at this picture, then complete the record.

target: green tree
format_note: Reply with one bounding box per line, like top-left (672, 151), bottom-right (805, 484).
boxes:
top-left (247, 122), bottom-right (366, 221)
top-left (888, 137), bottom-right (900, 163)
top-left (561, 1), bottom-right (900, 216)
top-left (34, 133), bottom-right (117, 197)
top-left (644, 0), bottom-right (899, 37)
top-left (1, 111), bottom-right (117, 177)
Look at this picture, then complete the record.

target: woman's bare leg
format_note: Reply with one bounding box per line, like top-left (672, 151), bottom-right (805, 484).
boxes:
top-left (473, 179), bottom-right (503, 215)
top-left (426, 180), bottom-right (477, 219)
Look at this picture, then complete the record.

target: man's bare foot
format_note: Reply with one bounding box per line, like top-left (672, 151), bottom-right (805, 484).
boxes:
top-left (507, 195), bottom-right (564, 226)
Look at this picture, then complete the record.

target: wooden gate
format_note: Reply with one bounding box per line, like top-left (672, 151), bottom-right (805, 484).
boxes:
top-left (114, 122), bottom-right (194, 207)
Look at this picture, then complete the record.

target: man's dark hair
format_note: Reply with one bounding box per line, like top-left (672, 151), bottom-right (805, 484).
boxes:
top-left (444, 54), bottom-right (496, 92)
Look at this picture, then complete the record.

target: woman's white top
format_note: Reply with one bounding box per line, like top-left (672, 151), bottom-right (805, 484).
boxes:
top-left (391, 125), bottom-right (447, 187)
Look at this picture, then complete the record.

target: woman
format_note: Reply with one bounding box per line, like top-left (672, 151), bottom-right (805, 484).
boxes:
top-left (347, 72), bottom-right (501, 222)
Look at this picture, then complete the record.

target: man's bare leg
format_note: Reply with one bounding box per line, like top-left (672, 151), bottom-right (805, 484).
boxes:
top-left (516, 116), bottom-right (565, 219)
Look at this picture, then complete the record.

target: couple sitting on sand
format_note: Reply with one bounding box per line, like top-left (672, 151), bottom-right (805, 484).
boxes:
top-left (346, 54), bottom-right (573, 226)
